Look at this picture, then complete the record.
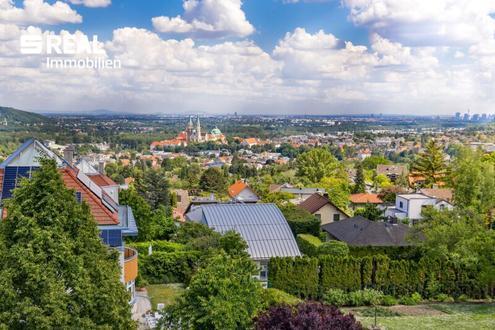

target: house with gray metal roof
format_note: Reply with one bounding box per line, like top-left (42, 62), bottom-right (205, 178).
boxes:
top-left (185, 203), bottom-right (301, 283)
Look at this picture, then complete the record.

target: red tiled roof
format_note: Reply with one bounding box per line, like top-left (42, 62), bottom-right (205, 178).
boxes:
top-left (61, 168), bottom-right (119, 225)
top-left (349, 193), bottom-right (383, 204)
top-left (88, 173), bottom-right (117, 187)
top-left (228, 180), bottom-right (248, 198)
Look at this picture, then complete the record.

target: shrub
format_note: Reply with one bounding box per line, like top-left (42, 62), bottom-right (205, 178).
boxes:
top-left (319, 256), bottom-right (361, 292)
top-left (138, 251), bottom-right (200, 284)
top-left (323, 289), bottom-right (348, 307)
top-left (456, 294), bottom-right (469, 302)
top-left (255, 302), bottom-right (363, 330)
top-left (347, 289), bottom-right (384, 306)
top-left (128, 240), bottom-right (185, 256)
top-left (400, 292), bottom-right (422, 305)
top-left (434, 294), bottom-right (454, 303)
top-left (262, 289), bottom-right (301, 307)
top-left (268, 257), bottom-right (319, 298)
top-left (281, 204), bottom-right (321, 236)
top-left (317, 241), bottom-right (349, 256)
top-left (296, 234), bottom-right (322, 256)
top-left (381, 295), bottom-right (398, 306)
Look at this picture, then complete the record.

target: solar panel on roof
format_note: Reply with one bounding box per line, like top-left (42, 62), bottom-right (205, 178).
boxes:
top-left (1, 166), bottom-right (38, 200)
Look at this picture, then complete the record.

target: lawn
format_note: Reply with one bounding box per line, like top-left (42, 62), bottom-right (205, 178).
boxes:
top-left (145, 283), bottom-right (184, 310)
top-left (346, 303), bottom-right (495, 330)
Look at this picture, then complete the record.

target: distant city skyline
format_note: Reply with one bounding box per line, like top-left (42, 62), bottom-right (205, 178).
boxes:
top-left (1, 1), bottom-right (495, 115)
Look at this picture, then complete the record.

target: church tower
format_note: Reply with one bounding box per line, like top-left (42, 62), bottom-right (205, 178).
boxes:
top-left (186, 116), bottom-right (194, 143)
top-left (196, 115), bottom-right (202, 142)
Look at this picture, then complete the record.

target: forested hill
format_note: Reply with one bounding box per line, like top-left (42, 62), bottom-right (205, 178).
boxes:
top-left (0, 106), bottom-right (48, 124)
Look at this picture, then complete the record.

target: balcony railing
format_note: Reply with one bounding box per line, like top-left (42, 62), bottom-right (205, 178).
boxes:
top-left (123, 247), bottom-right (138, 283)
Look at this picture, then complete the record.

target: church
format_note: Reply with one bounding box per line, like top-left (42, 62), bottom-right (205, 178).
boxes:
top-left (150, 116), bottom-right (227, 149)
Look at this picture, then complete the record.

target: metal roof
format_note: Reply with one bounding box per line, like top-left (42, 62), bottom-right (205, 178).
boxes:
top-left (194, 203), bottom-right (301, 260)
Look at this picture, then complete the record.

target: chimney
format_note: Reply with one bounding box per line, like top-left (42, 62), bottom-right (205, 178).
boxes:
top-left (98, 160), bottom-right (105, 174)
top-left (63, 145), bottom-right (75, 165)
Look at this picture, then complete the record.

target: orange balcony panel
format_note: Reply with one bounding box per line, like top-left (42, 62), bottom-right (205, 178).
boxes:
top-left (124, 247), bottom-right (138, 283)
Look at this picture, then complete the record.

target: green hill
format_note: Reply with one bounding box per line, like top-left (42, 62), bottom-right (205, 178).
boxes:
top-left (0, 106), bottom-right (48, 125)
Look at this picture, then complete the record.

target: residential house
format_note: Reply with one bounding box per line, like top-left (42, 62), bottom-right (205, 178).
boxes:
top-left (273, 186), bottom-right (326, 204)
top-left (419, 188), bottom-right (453, 203)
top-left (298, 193), bottom-right (349, 225)
top-left (385, 193), bottom-right (453, 224)
top-left (376, 164), bottom-right (408, 182)
top-left (0, 139), bottom-right (139, 302)
top-left (228, 180), bottom-right (259, 203)
top-left (349, 193), bottom-right (384, 210)
top-left (185, 203), bottom-right (301, 285)
top-left (172, 189), bottom-right (190, 222)
top-left (321, 216), bottom-right (415, 246)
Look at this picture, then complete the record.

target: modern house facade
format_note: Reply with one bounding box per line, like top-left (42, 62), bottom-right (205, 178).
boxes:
top-left (185, 203), bottom-right (301, 286)
top-left (385, 193), bottom-right (453, 224)
top-left (0, 139), bottom-right (138, 302)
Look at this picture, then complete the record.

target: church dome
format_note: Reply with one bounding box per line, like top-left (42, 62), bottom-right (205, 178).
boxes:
top-left (211, 127), bottom-right (222, 135)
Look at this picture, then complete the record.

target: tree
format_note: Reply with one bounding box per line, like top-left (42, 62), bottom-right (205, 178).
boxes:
top-left (136, 168), bottom-right (170, 209)
top-left (411, 139), bottom-right (446, 188)
top-left (163, 253), bottom-right (263, 329)
top-left (362, 155), bottom-right (390, 170)
top-left (353, 162), bottom-right (366, 193)
top-left (296, 148), bottom-right (343, 183)
top-left (318, 177), bottom-right (350, 211)
top-left (255, 302), bottom-right (362, 330)
top-left (450, 147), bottom-right (495, 224)
top-left (0, 159), bottom-right (134, 328)
top-left (354, 203), bottom-right (383, 221)
top-left (199, 167), bottom-right (227, 194)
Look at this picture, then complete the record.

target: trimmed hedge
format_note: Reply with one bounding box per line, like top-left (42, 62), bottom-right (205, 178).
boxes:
top-left (138, 250), bottom-right (200, 284)
top-left (268, 255), bottom-right (484, 299)
top-left (296, 234), bottom-right (322, 256)
top-left (348, 246), bottom-right (423, 260)
top-left (269, 257), bottom-right (319, 298)
top-left (127, 240), bottom-right (185, 256)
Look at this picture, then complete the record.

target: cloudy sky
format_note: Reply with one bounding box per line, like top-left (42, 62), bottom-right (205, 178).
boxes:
top-left (0, 0), bottom-right (494, 115)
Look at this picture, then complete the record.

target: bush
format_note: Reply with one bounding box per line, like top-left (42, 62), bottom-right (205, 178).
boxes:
top-left (268, 257), bottom-right (319, 298)
top-left (262, 289), bottom-right (301, 308)
top-left (281, 204), bottom-right (321, 236)
top-left (138, 251), bottom-right (200, 284)
top-left (128, 240), bottom-right (185, 256)
top-left (381, 295), bottom-right (398, 306)
top-left (456, 294), bottom-right (469, 302)
top-left (317, 241), bottom-right (349, 256)
top-left (323, 289), bottom-right (348, 307)
top-left (434, 294), bottom-right (455, 303)
top-left (296, 234), bottom-right (322, 256)
top-left (255, 302), bottom-right (363, 330)
top-left (347, 289), bottom-right (384, 307)
top-left (400, 292), bottom-right (422, 305)
top-left (319, 256), bottom-right (361, 292)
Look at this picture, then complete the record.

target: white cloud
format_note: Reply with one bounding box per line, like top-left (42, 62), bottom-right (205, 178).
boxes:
top-left (0, 0), bottom-right (82, 25)
top-left (67, 0), bottom-right (111, 8)
top-left (343, 0), bottom-right (495, 47)
top-left (152, 0), bottom-right (254, 38)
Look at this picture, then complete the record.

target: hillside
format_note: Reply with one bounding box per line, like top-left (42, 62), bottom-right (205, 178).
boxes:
top-left (0, 106), bottom-right (48, 125)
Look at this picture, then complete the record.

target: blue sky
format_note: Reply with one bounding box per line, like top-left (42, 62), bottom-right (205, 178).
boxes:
top-left (1, 1), bottom-right (495, 115)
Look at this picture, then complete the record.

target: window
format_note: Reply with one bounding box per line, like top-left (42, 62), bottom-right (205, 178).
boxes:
top-left (177, 195), bottom-right (182, 203)
top-left (333, 213), bottom-right (340, 222)
top-left (399, 201), bottom-right (404, 209)
top-left (75, 191), bottom-right (82, 203)
top-left (315, 213), bottom-right (321, 221)
top-left (259, 263), bottom-right (268, 281)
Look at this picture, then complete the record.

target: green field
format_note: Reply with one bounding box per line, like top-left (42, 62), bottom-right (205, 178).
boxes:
top-left (146, 284), bottom-right (184, 310)
top-left (347, 303), bottom-right (495, 330)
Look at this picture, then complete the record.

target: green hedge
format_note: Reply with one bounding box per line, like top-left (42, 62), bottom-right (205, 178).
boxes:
top-left (138, 251), bottom-right (200, 284)
top-left (320, 256), bottom-right (361, 292)
top-left (348, 246), bottom-right (423, 260)
top-left (127, 240), bottom-right (185, 256)
top-left (268, 255), bottom-right (484, 299)
top-left (296, 234), bottom-right (322, 256)
top-left (269, 257), bottom-right (319, 298)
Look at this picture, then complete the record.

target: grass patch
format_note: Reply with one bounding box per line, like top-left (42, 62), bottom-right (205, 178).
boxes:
top-left (146, 283), bottom-right (184, 310)
top-left (359, 307), bottom-right (401, 317)
top-left (355, 303), bottom-right (495, 330)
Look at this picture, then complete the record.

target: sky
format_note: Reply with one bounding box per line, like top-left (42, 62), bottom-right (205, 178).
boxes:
top-left (1, 0), bottom-right (495, 115)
